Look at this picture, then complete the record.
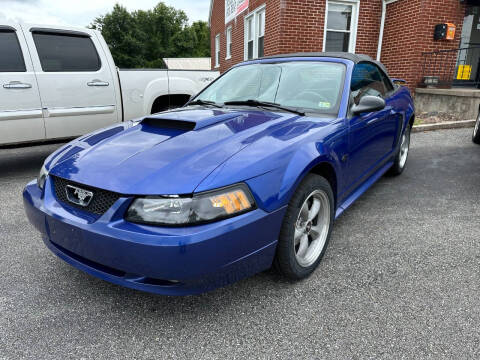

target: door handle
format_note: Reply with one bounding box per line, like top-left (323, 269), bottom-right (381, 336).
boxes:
top-left (87, 80), bottom-right (109, 87)
top-left (367, 117), bottom-right (381, 125)
top-left (3, 81), bottom-right (32, 89)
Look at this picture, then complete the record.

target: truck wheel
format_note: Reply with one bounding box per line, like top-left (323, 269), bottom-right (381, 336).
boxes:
top-left (274, 174), bottom-right (334, 280)
top-left (388, 124), bottom-right (411, 176)
top-left (473, 112), bottom-right (480, 145)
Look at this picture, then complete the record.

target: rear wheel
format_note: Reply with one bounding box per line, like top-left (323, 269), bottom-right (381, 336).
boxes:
top-left (472, 112), bottom-right (480, 145)
top-left (388, 124), bottom-right (411, 176)
top-left (274, 174), bottom-right (334, 280)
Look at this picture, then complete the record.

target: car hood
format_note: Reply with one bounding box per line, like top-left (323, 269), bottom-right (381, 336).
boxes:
top-left (47, 108), bottom-right (305, 195)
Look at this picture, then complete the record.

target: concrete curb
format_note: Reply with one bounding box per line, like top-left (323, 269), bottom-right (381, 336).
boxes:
top-left (412, 119), bottom-right (476, 133)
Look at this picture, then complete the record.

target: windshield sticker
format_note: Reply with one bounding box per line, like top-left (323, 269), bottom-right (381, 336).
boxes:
top-left (318, 102), bottom-right (331, 109)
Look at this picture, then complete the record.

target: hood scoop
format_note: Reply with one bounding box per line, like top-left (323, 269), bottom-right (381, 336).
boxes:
top-left (141, 109), bottom-right (242, 131)
top-left (141, 117), bottom-right (196, 131)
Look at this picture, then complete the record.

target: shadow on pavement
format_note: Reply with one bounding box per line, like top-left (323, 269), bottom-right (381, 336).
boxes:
top-left (0, 143), bottom-right (65, 180)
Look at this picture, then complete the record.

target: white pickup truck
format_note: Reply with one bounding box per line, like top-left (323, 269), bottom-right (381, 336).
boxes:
top-left (0, 23), bottom-right (219, 146)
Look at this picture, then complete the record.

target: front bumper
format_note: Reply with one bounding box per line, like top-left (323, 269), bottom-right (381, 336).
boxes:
top-left (23, 178), bottom-right (285, 295)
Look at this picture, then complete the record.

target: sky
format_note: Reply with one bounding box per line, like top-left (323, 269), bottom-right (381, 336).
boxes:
top-left (0, 0), bottom-right (211, 27)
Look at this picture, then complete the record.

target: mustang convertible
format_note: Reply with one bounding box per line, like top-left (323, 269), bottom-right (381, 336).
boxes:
top-left (23, 53), bottom-right (414, 295)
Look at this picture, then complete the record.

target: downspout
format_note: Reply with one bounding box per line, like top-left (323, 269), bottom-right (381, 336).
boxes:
top-left (377, 0), bottom-right (387, 61)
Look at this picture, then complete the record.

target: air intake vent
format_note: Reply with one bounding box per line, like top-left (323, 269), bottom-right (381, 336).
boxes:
top-left (141, 117), bottom-right (196, 131)
top-left (52, 176), bottom-right (121, 216)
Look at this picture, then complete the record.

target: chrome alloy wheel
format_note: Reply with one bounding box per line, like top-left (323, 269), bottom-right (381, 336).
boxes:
top-left (399, 127), bottom-right (411, 169)
top-left (294, 190), bottom-right (331, 268)
top-left (474, 114), bottom-right (480, 138)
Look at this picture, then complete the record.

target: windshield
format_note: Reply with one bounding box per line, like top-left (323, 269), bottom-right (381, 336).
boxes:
top-left (194, 61), bottom-right (346, 115)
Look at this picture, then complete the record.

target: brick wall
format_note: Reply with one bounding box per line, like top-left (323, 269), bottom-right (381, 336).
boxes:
top-left (277, 0), bottom-right (326, 54)
top-left (381, 0), bottom-right (465, 88)
top-left (210, 0), bottom-right (467, 88)
top-left (380, 0), bottom-right (422, 88)
top-left (356, 0), bottom-right (382, 58)
top-left (210, 0), bottom-right (282, 73)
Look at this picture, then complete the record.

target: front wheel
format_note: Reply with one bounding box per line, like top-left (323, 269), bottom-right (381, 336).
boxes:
top-left (274, 174), bottom-right (334, 280)
top-left (388, 124), bottom-right (411, 176)
top-left (472, 112), bottom-right (480, 144)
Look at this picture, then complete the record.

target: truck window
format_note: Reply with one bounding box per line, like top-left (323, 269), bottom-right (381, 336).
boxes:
top-left (0, 30), bottom-right (26, 72)
top-left (32, 32), bottom-right (101, 72)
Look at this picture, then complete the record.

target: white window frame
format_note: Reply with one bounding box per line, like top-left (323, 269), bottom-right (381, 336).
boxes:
top-left (215, 34), bottom-right (220, 68)
top-left (226, 26), bottom-right (232, 60)
top-left (244, 4), bottom-right (266, 61)
top-left (257, 8), bottom-right (265, 58)
top-left (322, 0), bottom-right (360, 53)
top-left (245, 13), bottom-right (255, 60)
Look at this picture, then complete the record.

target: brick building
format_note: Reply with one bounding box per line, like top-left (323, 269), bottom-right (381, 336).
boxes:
top-left (209, 0), bottom-right (480, 90)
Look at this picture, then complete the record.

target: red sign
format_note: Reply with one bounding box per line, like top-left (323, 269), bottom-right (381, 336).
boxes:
top-left (225, 0), bottom-right (249, 24)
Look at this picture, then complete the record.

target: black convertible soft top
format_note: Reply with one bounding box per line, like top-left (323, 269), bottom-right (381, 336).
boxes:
top-left (258, 52), bottom-right (390, 77)
top-left (260, 52), bottom-right (372, 63)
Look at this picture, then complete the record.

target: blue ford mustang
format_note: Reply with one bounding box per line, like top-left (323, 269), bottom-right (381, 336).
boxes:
top-left (23, 53), bottom-right (414, 295)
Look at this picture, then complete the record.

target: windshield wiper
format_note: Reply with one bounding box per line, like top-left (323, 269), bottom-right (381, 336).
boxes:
top-left (224, 99), bottom-right (305, 116)
top-left (187, 99), bottom-right (223, 108)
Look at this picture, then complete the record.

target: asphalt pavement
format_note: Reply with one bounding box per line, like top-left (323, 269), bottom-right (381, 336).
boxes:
top-left (1, 128), bottom-right (479, 359)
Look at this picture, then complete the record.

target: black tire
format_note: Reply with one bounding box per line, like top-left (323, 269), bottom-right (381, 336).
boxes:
top-left (274, 174), bottom-right (334, 280)
top-left (388, 124), bottom-right (411, 176)
top-left (472, 112), bottom-right (480, 145)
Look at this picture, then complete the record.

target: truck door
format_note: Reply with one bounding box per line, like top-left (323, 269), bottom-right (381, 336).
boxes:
top-left (0, 24), bottom-right (44, 145)
top-left (22, 26), bottom-right (119, 139)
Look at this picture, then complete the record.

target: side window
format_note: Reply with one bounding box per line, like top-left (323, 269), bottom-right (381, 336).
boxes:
top-left (0, 30), bottom-right (26, 72)
top-left (351, 62), bottom-right (388, 105)
top-left (32, 32), bottom-right (101, 72)
top-left (379, 69), bottom-right (394, 93)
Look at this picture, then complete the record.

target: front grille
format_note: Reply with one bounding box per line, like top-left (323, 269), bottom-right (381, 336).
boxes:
top-left (52, 176), bottom-right (121, 216)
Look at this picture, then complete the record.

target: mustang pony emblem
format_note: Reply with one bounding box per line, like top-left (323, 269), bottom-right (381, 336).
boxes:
top-left (65, 185), bottom-right (94, 207)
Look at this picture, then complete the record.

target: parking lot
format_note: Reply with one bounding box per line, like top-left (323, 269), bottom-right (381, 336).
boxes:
top-left (1, 128), bottom-right (479, 359)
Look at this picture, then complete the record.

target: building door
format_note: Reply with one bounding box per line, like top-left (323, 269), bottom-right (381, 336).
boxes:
top-left (455, 6), bottom-right (480, 87)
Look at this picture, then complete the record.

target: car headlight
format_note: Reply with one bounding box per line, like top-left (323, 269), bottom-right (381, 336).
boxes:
top-left (37, 164), bottom-right (48, 190)
top-left (125, 184), bottom-right (256, 226)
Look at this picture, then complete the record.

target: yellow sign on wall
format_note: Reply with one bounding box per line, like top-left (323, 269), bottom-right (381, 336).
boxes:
top-left (457, 65), bottom-right (471, 80)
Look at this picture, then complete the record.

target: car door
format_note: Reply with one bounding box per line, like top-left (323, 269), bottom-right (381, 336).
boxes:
top-left (0, 24), bottom-right (45, 145)
top-left (346, 62), bottom-right (398, 188)
top-left (22, 25), bottom-right (119, 139)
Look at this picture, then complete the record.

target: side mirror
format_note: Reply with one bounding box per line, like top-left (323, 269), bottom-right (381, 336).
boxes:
top-left (351, 96), bottom-right (386, 115)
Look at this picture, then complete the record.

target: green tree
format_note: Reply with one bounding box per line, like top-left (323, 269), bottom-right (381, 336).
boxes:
top-left (90, 2), bottom-right (211, 68)
top-left (190, 21), bottom-right (211, 57)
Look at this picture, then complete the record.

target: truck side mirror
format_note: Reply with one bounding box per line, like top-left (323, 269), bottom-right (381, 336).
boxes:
top-left (351, 96), bottom-right (386, 115)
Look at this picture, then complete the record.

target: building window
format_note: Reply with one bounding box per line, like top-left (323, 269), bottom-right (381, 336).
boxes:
top-left (323, 1), bottom-right (359, 53)
top-left (244, 5), bottom-right (266, 60)
top-left (257, 9), bottom-right (265, 57)
top-left (215, 34), bottom-right (220, 67)
top-left (245, 15), bottom-right (254, 60)
top-left (226, 26), bottom-right (232, 59)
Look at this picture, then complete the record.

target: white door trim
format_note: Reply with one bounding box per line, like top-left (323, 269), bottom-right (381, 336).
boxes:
top-left (0, 109), bottom-right (43, 121)
top-left (44, 105), bottom-right (116, 118)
